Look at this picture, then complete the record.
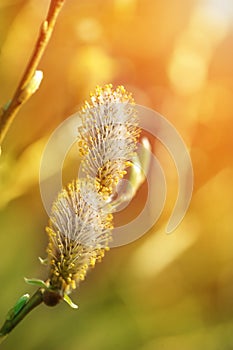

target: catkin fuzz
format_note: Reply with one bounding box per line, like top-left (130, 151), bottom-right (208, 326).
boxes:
top-left (46, 85), bottom-right (140, 295)
top-left (78, 84), bottom-right (140, 197)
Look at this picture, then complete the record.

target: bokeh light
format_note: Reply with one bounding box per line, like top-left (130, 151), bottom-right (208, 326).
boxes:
top-left (0, 0), bottom-right (233, 349)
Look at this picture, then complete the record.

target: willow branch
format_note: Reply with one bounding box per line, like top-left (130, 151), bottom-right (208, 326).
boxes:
top-left (0, 289), bottom-right (43, 343)
top-left (0, 0), bottom-right (66, 149)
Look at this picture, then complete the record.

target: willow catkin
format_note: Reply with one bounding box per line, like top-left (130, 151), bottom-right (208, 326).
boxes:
top-left (46, 180), bottom-right (112, 294)
top-left (45, 85), bottom-right (140, 296)
top-left (78, 84), bottom-right (140, 197)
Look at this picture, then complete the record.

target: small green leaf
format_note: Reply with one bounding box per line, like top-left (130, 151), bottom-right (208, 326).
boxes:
top-left (38, 257), bottom-right (48, 265)
top-left (24, 278), bottom-right (48, 289)
top-left (63, 294), bottom-right (78, 309)
top-left (6, 294), bottom-right (30, 321)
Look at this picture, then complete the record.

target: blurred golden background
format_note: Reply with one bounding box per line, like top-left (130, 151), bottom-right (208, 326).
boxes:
top-left (0, 0), bottom-right (233, 349)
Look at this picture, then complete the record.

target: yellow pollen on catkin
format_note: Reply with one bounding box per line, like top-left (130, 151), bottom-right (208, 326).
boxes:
top-left (46, 179), bottom-right (113, 294)
top-left (45, 85), bottom-right (140, 296)
top-left (78, 84), bottom-right (140, 198)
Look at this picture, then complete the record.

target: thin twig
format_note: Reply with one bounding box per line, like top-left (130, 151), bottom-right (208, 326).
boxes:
top-left (0, 0), bottom-right (66, 149)
top-left (0, 289), bottom-right (43, 343)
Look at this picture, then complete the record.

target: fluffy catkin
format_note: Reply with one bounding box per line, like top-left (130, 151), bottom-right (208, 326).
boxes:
top-left (46, 85), bottom-right (140, 295)
top-left (78, 84), bottom-right (140, 197)
top-left (46, 180), bottom-right (112, 294)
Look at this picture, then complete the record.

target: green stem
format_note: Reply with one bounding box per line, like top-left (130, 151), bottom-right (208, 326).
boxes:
top-left (0, 289), bottom-right (43, 342)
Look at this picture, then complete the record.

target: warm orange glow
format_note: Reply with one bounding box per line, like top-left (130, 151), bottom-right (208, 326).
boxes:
top-left (0, 0), bottom-right (232, 348)
top-left (168, 48), bottom-right (208, 95)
